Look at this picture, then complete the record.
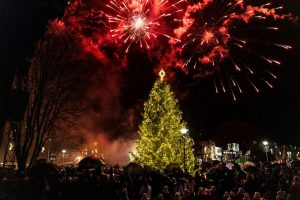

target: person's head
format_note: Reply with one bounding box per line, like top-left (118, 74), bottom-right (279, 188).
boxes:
top-left (241, 179), bottom-right (246, 184)
top-left (211, 185), bottom-right (216, 192)
top-left (246, 174), bottom-right (252, 182)
top-left (162, 185), bottom-right (169, 193)
top-left (292, 176), bottom-right (300, 186)
top-left (141, 192), bottom-right (148, 200)
top-left (198, 187), bottom-right (204, 192)
top-left (205, 188), bottom-right (212, 196)
top-left (262, 193), bottom-right (270, 200)
top-left (174, 192), bottom-right (181, 200)
top-left (229, 191), bottom-right (235, 197)
top-left (253, 192), bottom-right (261, 199)
top-left (157, 193), bottom-right (164, 200)
top-left (223, 191), bottom-right (229, 198)
top-left (243, 193), bottom-right (250, 199)
top-left (276, 191), bottom-right (286, 200)
top-left (172, 177), bottom-right (177, 184)
top-left (197, 187), bottom-right (204, 195)
top-left (183, 188), bottom-right (190, 197)
top-left (279, 170), bottom-right (285, 176)
top-left (238, 188), bottom-right (244, 194)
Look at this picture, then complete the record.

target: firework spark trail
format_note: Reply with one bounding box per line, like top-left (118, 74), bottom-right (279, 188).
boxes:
top-left (106, 0), bottom-right (184, 52)
top-left (171, 0), bottom-right (295, 100)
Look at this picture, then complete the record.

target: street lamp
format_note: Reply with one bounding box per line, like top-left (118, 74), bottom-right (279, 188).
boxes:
top-left (62, 149), bottom-right (66, 166)
top-left (262, 141), bottom-right (269, 162)
top-left (47, 138), bottom-right (52, 162)
top-left (180, 128), bottom-right (188, 173)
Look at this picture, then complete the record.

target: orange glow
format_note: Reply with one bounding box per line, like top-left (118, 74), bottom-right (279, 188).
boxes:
top-left (74, 156), bottom-right (83, 164)
top-left (203, 31), bottom-right (214, 43)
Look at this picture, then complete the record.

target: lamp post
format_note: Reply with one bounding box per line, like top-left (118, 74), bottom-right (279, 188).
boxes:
top-left (180, 128), bottom-right (188, 173)
top-left (62, 149), bottom-right (66, 166)
top-left (47, 138), bottom-right (52, 162)
top-left (262, 141), bottom-right (269, 162)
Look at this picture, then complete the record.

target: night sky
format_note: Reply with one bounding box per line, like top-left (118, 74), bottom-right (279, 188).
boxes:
top-left (0, 0), bottom-right (299, 150)
top-left (0, 0), bottom-right (67, 141)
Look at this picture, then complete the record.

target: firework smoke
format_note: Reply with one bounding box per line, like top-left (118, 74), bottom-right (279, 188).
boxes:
top-left (84, 134), bottom-right (136, 165)
top-left (49, 1), bottom-right (146, 165)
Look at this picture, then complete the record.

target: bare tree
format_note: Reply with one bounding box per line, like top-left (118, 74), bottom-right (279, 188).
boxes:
top-left (12, 20), bottom-right (82, 173)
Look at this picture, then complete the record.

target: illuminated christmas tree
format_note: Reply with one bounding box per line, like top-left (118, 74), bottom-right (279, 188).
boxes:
top-left (133, 70), bottom-right (196, 174)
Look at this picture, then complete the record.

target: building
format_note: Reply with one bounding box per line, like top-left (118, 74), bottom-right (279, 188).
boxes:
top-left (196, 140), bottom-right (223, 161)
top-left (223, 143), bottom-right (242, 161)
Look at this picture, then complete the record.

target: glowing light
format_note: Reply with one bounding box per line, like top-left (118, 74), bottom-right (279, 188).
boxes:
top-left (264, 80), bottom-right (273, 88)
top-left (203, 31), bottom-right (214, 43)
top-left (74, 156), bottom-right (83, 164)
top-left (180, 128), bottom-right (188, 134)
top-left (274, 44), bottom-right (292, 49)
top-left (106, 0), bottom-right (184, 52)
top-left (134, 16), bottom-right (145, 29)
top-left (262, 141), bottom-right (269, 146)
top-left (159, 69), bottom-right (166, 80)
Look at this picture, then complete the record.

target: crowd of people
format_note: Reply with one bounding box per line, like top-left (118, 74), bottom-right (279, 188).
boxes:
top-left (0, 159), bottom-right (300, 200)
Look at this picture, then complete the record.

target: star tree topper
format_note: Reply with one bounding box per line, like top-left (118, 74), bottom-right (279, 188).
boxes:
top-left (159, 69), bottom-right (166, 81)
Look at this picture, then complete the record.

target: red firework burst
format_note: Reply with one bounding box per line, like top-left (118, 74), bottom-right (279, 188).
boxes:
top-left (173, 0), bottom-right (295, 100)
top-left (106, 0), bottom-right (184, 52)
